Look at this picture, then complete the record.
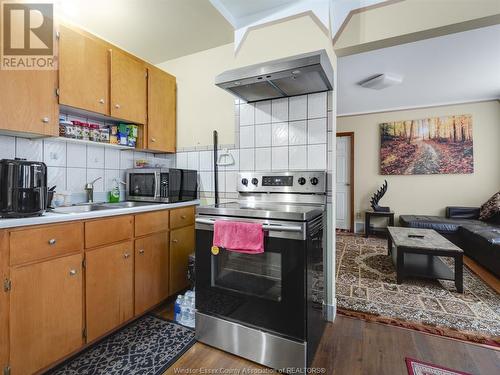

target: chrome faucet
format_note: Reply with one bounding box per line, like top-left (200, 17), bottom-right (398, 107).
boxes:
top-left (84, 177), bottom-right (102, 203)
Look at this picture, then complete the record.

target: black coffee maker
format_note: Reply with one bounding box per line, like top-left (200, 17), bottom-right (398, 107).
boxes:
top-left (0, 158), bottom-right (48, 218)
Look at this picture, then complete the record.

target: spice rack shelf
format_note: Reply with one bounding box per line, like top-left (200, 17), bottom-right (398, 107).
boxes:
top-left (57, 137), bottom-right (136, 150)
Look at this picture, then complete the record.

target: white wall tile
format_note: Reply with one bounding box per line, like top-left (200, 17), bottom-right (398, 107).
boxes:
top-left (105, 148), bottom-right (120, 169)
top-left (119, 150), bottom-right (134, 170)
top-left (16, 138), bottom-right (42, 161)
top-left (255, 101), bottom-right (271, 124)
top-left (224, 149), bottom-right (239, 171)
top-left (66, 142), bottom-right (87, 168)
top-left (307, 144), bottom-right (327, 170)
top-left (43, 140), bottom-right (67, 167)
top-left (66, 167), bottom-right (86, 193)
top-left (0, 135), bottom-right (15, 159)
top-left (199, 150), bottom-right (213, 171)
top-left (289, 146), bottom-right (307, 170)
top-left (199, 171), bottom-right (213, 192)
top-left (217, 170), bottom-right (225, 192)
top-left (271, 98), bottom-right (288, 123)
top-left (327, 111), bottom-right (333, 131)
top-left (104, 169), bottom-right (120, 191)
top-left (255, 124), bottom-right (271, 147)
top-left (272, 147), bottom-right (288, 171)
top-left (187, 151), bottom-right (199, 170)
top-left (328, 91), bottom-right (333, 111)
top-left (289, 120), bottom-right (307, 145)
top-left (308, 118), bottom-right (327, 144)
top-left (240, 103), bottom-right (255, 126)
top-left (225, 171), bottom-right (237, 194)
top-left (308, 92), bottom-right (327, 119)
top-left (176, 152), bottom-right (188, 169)
top-left (47, 166), bottom-right (66, 191)
top-left (134, 151), bottom-right (147, 162)
top-left (289, 95), bottom-right (307, 121)
top-left (255, 147), bottom-right (271, 171)
top-left (87, 145), bottom-right (105, 169)
top-left (86, 169), bottom-right (104, 192)
top-left (272, 122), bottom-right (288, 146)
top-left (240, 149), bottom-right (255, 171)
top-left (240, 126), bottom-right (255, 148)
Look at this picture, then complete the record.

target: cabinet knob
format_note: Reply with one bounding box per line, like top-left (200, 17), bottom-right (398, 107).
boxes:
top-left (151, 138), bottom-right (156, 142)
top-left (99, 98), bottom-right (105, 104)
top-left (123, 252), bottom-right (130, 259)
top-left (114, 104), bottom-right (121, 109)
top-left (181, 215), bottom-right (186, 219)
top-left (172, 239), bottom-right (178, 243)
top-left (138, 249), bottom-right (145, 255)
top-left (48, 238), bottom-right (56, 245)
top-left (69, 269), bottom-right (77, 276)
top-left (42, 117), bottom-right (49, 123)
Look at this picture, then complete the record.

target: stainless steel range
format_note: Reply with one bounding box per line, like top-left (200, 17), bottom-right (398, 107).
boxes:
top-left (195, 171), bottom-right (326, 371)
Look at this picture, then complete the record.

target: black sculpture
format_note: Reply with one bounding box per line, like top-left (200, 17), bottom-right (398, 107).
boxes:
top-left (370, 180), bottom-right (390, 212)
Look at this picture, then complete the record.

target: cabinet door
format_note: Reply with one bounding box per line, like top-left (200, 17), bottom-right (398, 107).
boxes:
top-left (169, 225), bottom-right (195, 295)
top-left (86, 241), bottom-right (134, 342)
top-left (135, 232), bottom-right (169, 315)
top-left (10, 254), bottom-right (83, 375)
top-left (59, 25), bottom-right (109, 115)
top-left (0, 70), bottom-right (58, 136)
top-left (110, 49), bottom-right (147, 124)
top-left (147, 67), bottom-right (176, 152)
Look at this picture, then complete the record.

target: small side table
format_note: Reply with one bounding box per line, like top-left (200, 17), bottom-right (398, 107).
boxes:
top-left (365, 210), bottom-right (394, 238)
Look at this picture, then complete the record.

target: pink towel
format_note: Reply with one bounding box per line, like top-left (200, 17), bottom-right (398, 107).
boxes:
top-left (213, 220), bottom-right (264, 254)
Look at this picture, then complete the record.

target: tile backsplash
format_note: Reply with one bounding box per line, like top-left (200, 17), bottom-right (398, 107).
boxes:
top-left (176, 91), bottom-right (334, 204)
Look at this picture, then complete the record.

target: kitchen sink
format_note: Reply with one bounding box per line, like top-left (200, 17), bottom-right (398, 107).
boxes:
top-left (51, 201), bottom-right (157, 214)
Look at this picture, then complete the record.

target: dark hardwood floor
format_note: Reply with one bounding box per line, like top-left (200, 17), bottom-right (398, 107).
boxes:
top-left (156, 305), bottom-right (500, 375)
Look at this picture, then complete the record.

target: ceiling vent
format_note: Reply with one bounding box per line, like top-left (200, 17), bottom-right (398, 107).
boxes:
top-left (358, 74), bottom-right (403, 90)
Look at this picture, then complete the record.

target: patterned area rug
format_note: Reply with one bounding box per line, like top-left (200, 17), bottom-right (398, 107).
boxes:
top-left (46, 315), bottom-right (195, 375)
top-left (336, 234), bottom-right (500, 345)
top-left (405, 357), bottom-right (472, 375)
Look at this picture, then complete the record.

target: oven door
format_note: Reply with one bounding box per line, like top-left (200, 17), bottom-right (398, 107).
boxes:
top-left (195, 216), bottom-right (306, 341)
top-left (126, 170), bottom-right (159, 201)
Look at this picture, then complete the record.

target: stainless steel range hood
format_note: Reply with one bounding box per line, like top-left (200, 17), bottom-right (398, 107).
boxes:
top-left (215, 50), bottom-right (334, 102)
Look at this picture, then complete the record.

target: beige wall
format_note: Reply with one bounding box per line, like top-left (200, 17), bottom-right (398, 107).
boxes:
top-left (334, 0), bottom-right (500, 56)
top-left (157, 15), bottom-right (337, 148)
top-left (337, 101), bottom-right (500, 221)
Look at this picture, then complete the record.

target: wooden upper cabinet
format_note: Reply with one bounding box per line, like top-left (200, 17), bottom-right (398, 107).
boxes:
top-left (110, 49), bottom-right (147, 124)
top-left (10, 254), bottom-right (84, 375)
top-left (147, 67), bottom-right (176, 152)
top-left (0, 70), bottom-right (58, 136)
top-left (59, 25), bottom-right (109, 115)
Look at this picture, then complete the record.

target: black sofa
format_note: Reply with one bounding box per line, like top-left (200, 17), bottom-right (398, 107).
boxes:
top-left (400, 207), bottom-right (500, 277)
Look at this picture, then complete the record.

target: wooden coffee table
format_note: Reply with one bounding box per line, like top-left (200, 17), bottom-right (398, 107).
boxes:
top-left (387, 227), bottom-right (464, 293)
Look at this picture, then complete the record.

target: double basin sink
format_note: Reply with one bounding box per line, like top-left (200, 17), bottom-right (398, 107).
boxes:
top-left (51, 201), bottom-right (156, 214)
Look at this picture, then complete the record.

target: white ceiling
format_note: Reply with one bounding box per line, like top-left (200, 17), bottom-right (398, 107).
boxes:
top-left (56, 0), bottom-right (234, 63)
top-left (337, 25), bottom-right (500, 116)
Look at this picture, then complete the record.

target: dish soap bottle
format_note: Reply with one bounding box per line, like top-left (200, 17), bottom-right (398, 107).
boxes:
top-left (108, 178), bottom-right (123, 203)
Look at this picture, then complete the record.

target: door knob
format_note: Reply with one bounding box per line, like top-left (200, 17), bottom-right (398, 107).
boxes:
top-left (42, 117), bottom-right (49, 123)
top-left (114, 104), bottom-right (121, 109)
top-left (69, 269), bottom-right (77, 276)
top-left (48, 238), bottom-right (56, 245)
top-left (99, 98), bottom-right (105, 104)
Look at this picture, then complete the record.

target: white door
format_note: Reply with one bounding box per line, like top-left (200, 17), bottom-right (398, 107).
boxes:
top-left (336, 136), bottom-right (351, 230)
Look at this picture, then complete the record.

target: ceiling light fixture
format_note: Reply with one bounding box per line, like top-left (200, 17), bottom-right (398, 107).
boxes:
top-left (358, 74), bottom-right (403, 90)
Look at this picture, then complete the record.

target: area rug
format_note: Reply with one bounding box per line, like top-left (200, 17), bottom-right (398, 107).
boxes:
top-left (336, 234), bottom-right (500, 345)
top-left (46, 315), bottom-right (196, 375)
top-left (405, 358), bottom-right (472, 375)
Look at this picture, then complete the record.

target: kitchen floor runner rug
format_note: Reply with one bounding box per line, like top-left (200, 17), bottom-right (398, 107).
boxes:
top-left (45, 315), bottom-right (195, 375)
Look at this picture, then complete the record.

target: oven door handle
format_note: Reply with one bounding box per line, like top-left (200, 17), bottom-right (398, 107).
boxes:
top-left (195, 218), bottom-right (303, 233)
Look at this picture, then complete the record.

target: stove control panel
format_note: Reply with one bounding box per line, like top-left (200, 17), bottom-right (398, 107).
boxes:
top-left (238, 171), bottom-right (326, 193)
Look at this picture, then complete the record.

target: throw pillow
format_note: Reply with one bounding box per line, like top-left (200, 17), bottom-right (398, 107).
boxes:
top-left (479, 191), bottom-right (500, 222)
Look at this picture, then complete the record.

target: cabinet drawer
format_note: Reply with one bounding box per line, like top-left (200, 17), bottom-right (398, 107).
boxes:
top-left (135, 210), bottom-right (169, 237)
top-left (85, 215), bottom-right (133, 248)
top-left (10, 222), bottom-right (83, 266)
top-left (170, 206), bottom-right (195, 229)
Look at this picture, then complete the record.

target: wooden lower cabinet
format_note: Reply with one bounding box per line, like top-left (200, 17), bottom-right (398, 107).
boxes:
top-left (9, 253), bottom-right (83, 375)
top-left (135, 232), bottom-right (169, 315)
top-left (85, 241), bottom-right (134, 342)
top-left (169, 225), bottom-right (195, 295)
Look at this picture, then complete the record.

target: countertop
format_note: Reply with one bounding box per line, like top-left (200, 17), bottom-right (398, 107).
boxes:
top-left (0, 200), bottom-right (200, 229)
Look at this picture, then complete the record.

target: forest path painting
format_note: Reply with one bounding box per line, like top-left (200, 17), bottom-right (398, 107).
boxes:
top-left (380, 115), bottom-right (473, 175)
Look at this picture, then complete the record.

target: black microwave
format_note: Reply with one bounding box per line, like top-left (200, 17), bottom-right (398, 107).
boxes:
top-left (125, 168), bottom-right (197, 203)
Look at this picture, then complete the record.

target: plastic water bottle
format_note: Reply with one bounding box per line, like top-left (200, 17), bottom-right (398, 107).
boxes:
top-left (174, 295), bottom-right (183, 323)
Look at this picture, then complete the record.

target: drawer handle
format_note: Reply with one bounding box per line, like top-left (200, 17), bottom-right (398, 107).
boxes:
top-left (181, 215), bottom-right (186, 219)
top-left (69, 269), bottom-right (77, 276)
top-left (98, 98), bottom-right (105, 104)
top-left (48, 238), bottom-right (56, 245)
top-left (151, 137), bottom-right (156, 142)
top-left (124, 252), bottom-right (130, 259)
top-left (172, 239), bottom-right (178, 243)
top-left (115, 104), bottom-right (121, 109)
top-left (138, 249), bottom-right (145, 255)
